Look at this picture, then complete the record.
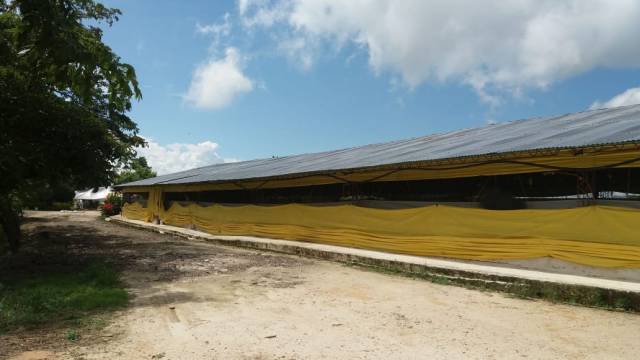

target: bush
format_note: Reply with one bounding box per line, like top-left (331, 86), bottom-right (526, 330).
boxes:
top-left (100, 193), bottom-right (123, 217)
top-left (19, 184), bottom-right (75, 210)
top-left (51, 201), bottom-right (73, 211)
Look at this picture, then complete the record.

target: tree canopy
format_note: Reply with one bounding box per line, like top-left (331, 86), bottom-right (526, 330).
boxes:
top-left (115, 157), bottom-right (157, 185)
top-left (0, 0), bottom-right (143, 252)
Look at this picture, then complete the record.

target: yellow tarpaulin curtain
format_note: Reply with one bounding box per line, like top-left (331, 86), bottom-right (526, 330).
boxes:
top-left (121, 201), bottom-right (150, 222)
top-left (117, 146), bottom-right (640, 268)
top-left (147, 188), bottom-right (163, 221)
top-left (136, 202), bottom-right (640, 268)
top-left (122, 188), bottom-right (164, 222)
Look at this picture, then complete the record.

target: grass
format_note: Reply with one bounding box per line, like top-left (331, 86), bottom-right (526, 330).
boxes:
top-left (0, 262), bottom-right (128, 332)
top-left (65, 329), bottom-right (79, 341)
top-left (346, 261), bottom-right (640, 313)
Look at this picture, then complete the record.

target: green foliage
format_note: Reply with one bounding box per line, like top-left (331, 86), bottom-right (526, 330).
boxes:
top-left (65, 329), bottom-right (79, 341)
top-left (20, 183), bottom-right (75, 210)
top-left (0, 226), bottom-right (6, 255)
top-left (0, 262), bottom-right (128, 332)
top-left (115, 156), bottom-right (157, 185)
top-left (51, 201), bottom-right (73, 211)
top-left (350, 262), bottom-right (640, 312)
top-left (100, 192), bottom-right (123, 216)
top-left (0, 0), bottom-right (143, 250)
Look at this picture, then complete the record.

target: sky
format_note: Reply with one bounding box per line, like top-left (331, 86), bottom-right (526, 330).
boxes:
top-left (100, 0), bottom-right (640, 175)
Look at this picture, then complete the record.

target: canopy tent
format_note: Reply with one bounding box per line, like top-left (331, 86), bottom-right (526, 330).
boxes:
top-left (74, 187), bottom-right (112, 201)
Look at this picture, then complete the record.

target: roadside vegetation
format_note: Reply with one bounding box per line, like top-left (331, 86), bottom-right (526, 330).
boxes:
top-left (349, 262), bottom-right (640, 312)
top-left (1, 0), bottom-right (143, 252)
top-left (100, 193), bottom-right (125, 217)
top-left (0, 262), bottom-right (127, 333)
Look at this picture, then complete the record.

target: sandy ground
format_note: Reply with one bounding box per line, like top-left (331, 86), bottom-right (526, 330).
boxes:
top-left (3, 211), bottom-right (640, 360)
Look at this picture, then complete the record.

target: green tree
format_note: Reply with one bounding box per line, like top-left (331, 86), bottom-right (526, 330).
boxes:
top-left (0, 0), bottom-right (143, 252)
top-left (115, 156), bottom-right (157, 185)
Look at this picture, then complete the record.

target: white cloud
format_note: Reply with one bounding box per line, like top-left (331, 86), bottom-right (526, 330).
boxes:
top-left (196, 13), bottom-right (232, 47)
top-left (185, 47), bottom-right (254, 109)
top-left (137, 138), bottom-right (227, 175)
top-left (239, 0), bottom-right (289, 27)
top-left (196, 13), bottom-right (231, 36)
top-left (239, 0), bottom-right (640, 103)
top-left (590, 87), bottom-right (640, 110)
top-left (237, 0), bottom-right (257, 15)
top-left (278, 36), bottom-right (315, 70)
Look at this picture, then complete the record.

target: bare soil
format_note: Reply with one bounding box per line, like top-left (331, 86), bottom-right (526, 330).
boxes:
top-left (3, 211), bottom-right (640, 359)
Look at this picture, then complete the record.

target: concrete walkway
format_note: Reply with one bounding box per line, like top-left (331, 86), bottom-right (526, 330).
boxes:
top-left (108, 216), bottom-right (640, 294)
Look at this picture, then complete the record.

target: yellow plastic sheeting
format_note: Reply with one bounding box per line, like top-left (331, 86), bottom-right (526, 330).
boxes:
top-left (147, 188), bottom-right (163, 220)
top-left (159, 203), bottom-right (640, 268)
top-left (121, 189), bottom-right (162, 222)
top-left (121, 202), bottom-right (150, 222)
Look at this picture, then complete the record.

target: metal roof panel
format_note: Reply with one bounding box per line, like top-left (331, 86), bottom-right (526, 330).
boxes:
top-left (118, 105), bottom-right (640, 187)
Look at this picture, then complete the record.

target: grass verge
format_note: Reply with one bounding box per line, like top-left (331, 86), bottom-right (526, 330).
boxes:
top-left (346, 261), bottom-right (640, 313)
top-left (0, 262), bottom-right (128, 333)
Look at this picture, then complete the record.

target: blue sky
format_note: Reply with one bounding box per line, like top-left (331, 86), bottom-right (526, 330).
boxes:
top-left (101, 0), bottom-right (640, 174)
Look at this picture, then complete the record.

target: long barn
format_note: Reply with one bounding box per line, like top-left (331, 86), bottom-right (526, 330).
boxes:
top-left (115, 104), bottom-right (640, 268)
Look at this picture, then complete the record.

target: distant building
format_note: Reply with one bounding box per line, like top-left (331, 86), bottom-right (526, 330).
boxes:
top-left (74, 187), bottom-right (112, 209)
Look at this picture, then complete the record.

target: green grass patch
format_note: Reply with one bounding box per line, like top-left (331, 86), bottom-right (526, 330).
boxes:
top-left (65, 329), bottom-right (79, 341)
top-left (0, 262), bottom-right (128, 332)
top-left (345, 261), bottom-right (640, 312)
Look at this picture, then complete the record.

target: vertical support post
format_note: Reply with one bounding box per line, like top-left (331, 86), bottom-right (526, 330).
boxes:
top-left (591, 170), bottom-right (598, 200)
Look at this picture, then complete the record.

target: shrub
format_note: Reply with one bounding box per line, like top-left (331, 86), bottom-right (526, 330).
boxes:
top-left (100, 193), bottom-right (123, 217)
top-left (51, 201), bottom-right (73, 211)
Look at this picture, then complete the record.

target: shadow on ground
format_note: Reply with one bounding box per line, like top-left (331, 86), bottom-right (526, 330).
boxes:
top-left (0, 212), bottom-right (309, 358)
top-left (3, 213), bottom-right (305, 289)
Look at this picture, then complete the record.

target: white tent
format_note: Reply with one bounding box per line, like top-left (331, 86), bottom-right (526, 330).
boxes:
top-left (74, 187), bottom-right (112, 208)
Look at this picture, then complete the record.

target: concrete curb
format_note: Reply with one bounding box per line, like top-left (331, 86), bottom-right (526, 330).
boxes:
top-left (108, 216), bottom-right (640, 312)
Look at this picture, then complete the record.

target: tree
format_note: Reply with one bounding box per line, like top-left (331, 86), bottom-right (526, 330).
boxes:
top-left (115, 156), bottom-right (157, 185)
top-left (0, 0), bottom-right (143, 252)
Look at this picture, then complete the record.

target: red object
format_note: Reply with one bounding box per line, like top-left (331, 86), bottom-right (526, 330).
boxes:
top-left (103, 203), bottom-right (113, 211)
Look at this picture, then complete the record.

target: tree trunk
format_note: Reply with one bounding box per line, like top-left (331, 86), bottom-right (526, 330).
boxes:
top-left (0, 196), bottom-right (21, 253)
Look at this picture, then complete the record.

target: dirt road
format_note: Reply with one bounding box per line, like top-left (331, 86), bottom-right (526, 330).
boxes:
top-left (4, 211), bottom-right (640, 359)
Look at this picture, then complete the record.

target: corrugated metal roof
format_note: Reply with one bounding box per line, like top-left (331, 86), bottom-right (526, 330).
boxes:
top-left (118, 104), bottom-right (640, 188)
